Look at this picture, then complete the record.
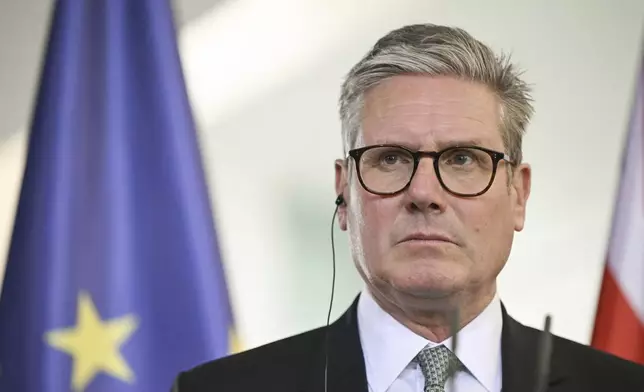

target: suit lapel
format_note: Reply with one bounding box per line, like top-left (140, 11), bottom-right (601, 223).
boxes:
top-left (500, 304), bottom-right (566, 392)
top-left (325, 297), bottom-right (369, 392)
top-left (301, 296), bottom-right (368, 392)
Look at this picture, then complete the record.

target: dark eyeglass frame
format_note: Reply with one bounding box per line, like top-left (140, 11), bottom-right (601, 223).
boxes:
top-left (347, 144), bottom-right (515, 197)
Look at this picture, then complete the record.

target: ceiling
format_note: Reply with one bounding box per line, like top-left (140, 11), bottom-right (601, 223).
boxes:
top-left (0, 0), bottom-right (225, 144)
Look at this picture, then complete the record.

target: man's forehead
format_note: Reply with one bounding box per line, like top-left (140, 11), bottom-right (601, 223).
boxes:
top-left (363, 136), bottom-right (492, 150)
top-left (358, 126), bottom-right (504, 152)
top-left (363, 74), bottom-right (497, 105)
top-left (358, 75), bottom-right (503, 150)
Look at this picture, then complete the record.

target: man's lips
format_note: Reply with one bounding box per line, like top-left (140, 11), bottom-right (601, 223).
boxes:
top-left (397, 232), bottom-right (457, 245)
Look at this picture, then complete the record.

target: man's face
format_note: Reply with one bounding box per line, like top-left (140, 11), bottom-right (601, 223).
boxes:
top-left (335, 75), bottom-right (531, 304)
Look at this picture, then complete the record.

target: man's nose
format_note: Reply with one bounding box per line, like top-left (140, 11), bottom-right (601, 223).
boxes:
top-left (404, 158), bottom-right (448, 213)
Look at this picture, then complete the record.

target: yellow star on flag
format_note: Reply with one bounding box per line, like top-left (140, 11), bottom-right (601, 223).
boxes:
top-left (229, 328), bottom-right (243, 354)
top-left (45, 291), bottom-right (139, 392)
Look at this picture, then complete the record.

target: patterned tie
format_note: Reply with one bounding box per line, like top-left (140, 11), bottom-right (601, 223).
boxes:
top-left (415, 344), bottom-right (462, 392)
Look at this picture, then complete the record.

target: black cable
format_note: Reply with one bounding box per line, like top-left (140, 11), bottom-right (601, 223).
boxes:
top-left (324, 203), bottom-right (339, 392)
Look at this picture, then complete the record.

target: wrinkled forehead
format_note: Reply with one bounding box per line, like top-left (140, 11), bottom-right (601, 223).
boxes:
top-left (359, 75), bottom-right (504, 151)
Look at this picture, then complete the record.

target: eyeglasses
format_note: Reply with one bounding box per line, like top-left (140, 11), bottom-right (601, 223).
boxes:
top-left (347, 144), bottom-right (514, 197)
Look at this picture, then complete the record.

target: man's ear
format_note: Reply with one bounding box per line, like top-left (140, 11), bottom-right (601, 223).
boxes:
top-left (511, 163), bottom-right (531, 232)
top-left (334, 159), bottom-right (348, 231)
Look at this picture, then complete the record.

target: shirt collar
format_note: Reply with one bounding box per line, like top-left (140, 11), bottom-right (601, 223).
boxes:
top-left (357, 287), bottom-right (502, 392)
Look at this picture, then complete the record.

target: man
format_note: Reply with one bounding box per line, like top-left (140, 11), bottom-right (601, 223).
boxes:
top-left (173, 23), bottom-right (644, 391)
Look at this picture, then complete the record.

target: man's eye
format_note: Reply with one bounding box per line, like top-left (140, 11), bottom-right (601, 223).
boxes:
top-left (449, 153), bottom-right (473, 165)
top-left (443, 149), bottom-right (477, 166)
top-left (381, 154), bottom-right (403, 164)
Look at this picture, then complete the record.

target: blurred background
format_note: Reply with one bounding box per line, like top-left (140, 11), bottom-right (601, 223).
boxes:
top-left (0, 0), bottom-right (643, 352)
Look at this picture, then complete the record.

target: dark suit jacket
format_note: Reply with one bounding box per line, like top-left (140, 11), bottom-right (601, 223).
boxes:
top-left (174, 296), bottom-right (644, 391)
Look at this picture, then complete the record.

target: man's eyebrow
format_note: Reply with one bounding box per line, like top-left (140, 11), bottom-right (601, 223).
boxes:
top-left (433, 138), bottom-right (487, 150)
top-left (369, 140), bottom-right (419, 149)
top-left (365, 138), bottom-right (490, 151)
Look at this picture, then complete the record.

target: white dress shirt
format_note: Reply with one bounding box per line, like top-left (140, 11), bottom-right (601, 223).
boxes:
top-left (357, 288), bottom-right (503, 392)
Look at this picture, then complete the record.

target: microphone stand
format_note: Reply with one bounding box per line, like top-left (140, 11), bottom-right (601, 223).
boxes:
top-left (448, 306), bottom-right (460, 392)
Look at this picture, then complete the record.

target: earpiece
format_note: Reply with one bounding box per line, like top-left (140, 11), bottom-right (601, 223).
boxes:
top-left (335, 194), bottom-right (345, 206)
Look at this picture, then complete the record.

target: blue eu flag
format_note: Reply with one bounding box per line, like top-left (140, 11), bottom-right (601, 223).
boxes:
top-left (0, 1), bottom-right (235, 391)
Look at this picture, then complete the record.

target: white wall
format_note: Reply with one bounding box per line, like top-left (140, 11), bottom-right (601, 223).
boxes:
top-left (0, 132), bottom-right (27, 286)
top-left (1, 0), bottom-right (643, 351)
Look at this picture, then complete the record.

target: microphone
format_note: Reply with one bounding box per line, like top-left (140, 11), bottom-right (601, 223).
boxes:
top-left (534, 314), bottom-right (553, 392)
top-left (324, 195), bottom-right (343, 392)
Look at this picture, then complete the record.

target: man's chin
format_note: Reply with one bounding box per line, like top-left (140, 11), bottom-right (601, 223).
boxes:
top-left (377, 272), bottom-right (465, 300)
top-left (396, 282), bottom-right (459, 300)
top-left (405, 259), bottom-right (472, 288)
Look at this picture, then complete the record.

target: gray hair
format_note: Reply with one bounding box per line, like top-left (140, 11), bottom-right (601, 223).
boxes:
top-left (338, 23), bottom-right (534, 166)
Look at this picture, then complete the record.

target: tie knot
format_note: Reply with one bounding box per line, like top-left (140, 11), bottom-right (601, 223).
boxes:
top-left (415, 344), bottom-right (462, 391)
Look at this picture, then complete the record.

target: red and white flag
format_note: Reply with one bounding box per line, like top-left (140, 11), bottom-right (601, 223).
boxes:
top-left (591, 56), bottom-right (644, 364)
